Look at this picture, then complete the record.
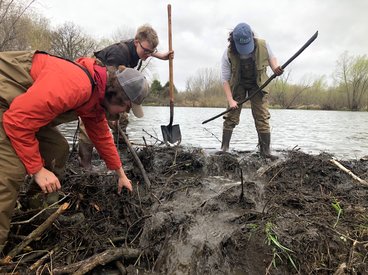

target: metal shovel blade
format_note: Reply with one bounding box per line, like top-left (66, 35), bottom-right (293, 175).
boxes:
top-left (161, 124), bottom-right (181, 145)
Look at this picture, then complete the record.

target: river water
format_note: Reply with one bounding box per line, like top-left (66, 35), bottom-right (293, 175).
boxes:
top-left (59, 106), bottom-right (368, 160)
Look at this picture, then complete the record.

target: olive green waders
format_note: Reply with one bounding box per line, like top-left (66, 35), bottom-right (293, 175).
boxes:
top-left (0, 51), bottom-right (70, 251)
top-left (222, 85), bottom-right (271, 152)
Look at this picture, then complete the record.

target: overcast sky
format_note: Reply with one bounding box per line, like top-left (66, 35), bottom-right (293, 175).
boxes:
top-left (34, 0), bottom-right (368, 91)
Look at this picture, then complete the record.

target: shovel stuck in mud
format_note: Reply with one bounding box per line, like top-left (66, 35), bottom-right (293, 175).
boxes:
top-left (161, 4), bottom-right (181, 145)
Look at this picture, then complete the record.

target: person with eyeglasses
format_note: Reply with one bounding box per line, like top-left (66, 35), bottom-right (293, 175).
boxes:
top-left (78, 24), bottom-right (173, 170)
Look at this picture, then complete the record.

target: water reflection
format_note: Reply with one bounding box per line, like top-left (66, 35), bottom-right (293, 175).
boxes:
top-left (58, 107), bottom-right (368, 160)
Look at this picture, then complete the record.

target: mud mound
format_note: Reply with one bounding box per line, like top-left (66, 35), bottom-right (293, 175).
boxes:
top-left (1, 147), bottom-right (368, 274)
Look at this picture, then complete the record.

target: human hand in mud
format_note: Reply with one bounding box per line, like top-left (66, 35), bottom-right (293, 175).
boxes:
top-left (116, 167), bottom-right (133, 194)
top-left (33, 167), bottom-right (61, 193)
top-left (118, 177), bottom-right (133, 194)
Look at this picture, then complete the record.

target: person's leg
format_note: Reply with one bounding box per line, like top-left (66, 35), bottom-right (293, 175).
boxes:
top-left (221, 85), bottom-right (245, 152)
top-left (0, 51), bottom-right (34, 252)
top-left (78, 119), bottom-right (94, 169)
top-left (250, 91), bottom-right (277, 159)
top-left (0, 108), bottom-right (26, 253)
top-left (36, 124), bottom-right (70, 205)
top-left (36, 125), bottom-right (70, 179)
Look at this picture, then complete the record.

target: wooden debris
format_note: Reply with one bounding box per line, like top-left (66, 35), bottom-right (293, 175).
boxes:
top-left (119, 128), bottom-right (151, 189)
top-left (0, 203), bottom-right (69, 265)
top-left (52, 247), bottom-right (139, 275)
top-left (330, 158), bottom-right (368, 186)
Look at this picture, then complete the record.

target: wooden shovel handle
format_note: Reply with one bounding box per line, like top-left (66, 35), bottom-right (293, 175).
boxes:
top-left (168, 4), bottom-right (174, 103)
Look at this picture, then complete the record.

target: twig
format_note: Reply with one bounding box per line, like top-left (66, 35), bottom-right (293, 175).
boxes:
top-left (330, 158), bottom-right (368, 186)
top-left (12, 193), bottom-right (70, 225)
top-left (1, 203), bottom-right (69, 265)
top-left (238, 168), bottom-right (244, 203)
top-left (172, 146), bottom-right (178, 166)
top-left (29, 247), bottom-right (60, 271)
top-left (119, 128), bottom-right (151, 189)
top-left (203, 127), bottom-right (221, 142)
top-left (142, 136), bottom-right (148, 147)
top-left (268, 167), bottom-right (285, 184)
top-left (52, 247), bottom-right (140, 275)
top-left (150, 192), bottom-right (162, 205)
top-left (142, 129), bottom-right (163, 144)
top-left (347, 240), bottom-right (358, 270)
top-left (124, 215), bottom-right (152, 248)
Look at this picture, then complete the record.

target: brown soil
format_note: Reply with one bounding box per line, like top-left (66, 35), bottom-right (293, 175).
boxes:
top-left (1, 146), bottom-right (368, 274)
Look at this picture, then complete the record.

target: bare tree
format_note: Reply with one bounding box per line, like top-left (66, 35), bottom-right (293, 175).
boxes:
top-left (0, 0), bottom-right (36, 50)
top-left (270, 70), bottom-right (291, 108)
top-left (335, 51), bottom-right (368, 110)
top-left (17, 14), bottom-right (52, 50)
top-left (50, 22), bottom-right (97, 60)
top-left (270, 71), bottom-right (311, 109)
top-left (186, 68), bottom-right (221, 96)
top-left (111, 25), bottom-right (135, 42)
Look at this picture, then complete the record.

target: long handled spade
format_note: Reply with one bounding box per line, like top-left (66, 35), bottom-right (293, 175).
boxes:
top-left (202, 31), bottom-right (319, 124)
top-left (161, 4), bottom-right (182, 145)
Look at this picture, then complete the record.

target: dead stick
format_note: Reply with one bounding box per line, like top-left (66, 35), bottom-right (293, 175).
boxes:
top-left (52, 247), bottom-right (139, 275)
top-left (29, 246), bottom-right (60, 271)
top-left (0, 203), bottom-right (69, 265)
top-left (330, 158), bottom-right (368, 186)
top-left (119, 129), bottom-right (151, 189)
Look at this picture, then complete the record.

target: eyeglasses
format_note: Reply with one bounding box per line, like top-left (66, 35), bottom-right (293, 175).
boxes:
top-left (138, 41), bottom-right (157, 55)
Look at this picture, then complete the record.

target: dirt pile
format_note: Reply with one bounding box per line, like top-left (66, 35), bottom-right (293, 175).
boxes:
top-left (1, 146), bottom-right (368, 274)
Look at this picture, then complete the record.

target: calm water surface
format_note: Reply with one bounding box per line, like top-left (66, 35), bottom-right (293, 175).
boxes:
top-left (59, 107), bottom-right (368, 160)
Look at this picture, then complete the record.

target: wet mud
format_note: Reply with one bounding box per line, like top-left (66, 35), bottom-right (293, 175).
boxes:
top-left (1, 146), bottom-right (368, 274)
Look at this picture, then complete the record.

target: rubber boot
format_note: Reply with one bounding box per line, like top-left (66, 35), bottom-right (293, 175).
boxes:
top-left (258, 132), bottom-right (278, 160)
top-left (78, 142), bottom-right (94, 170)
top-left (221, 129), bottom-right (233, 152)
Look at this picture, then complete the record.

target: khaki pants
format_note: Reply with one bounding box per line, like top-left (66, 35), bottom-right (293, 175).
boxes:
top-left (79, 112), bottom-right (129, 145)
top-left (0, 51), bottom-right (70, 246)
top-left (223, 85), bottom-right (270, 133)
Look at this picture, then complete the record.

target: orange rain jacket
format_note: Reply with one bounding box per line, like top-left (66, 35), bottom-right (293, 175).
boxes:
top-left (3, 53), bottom-right (121, 174)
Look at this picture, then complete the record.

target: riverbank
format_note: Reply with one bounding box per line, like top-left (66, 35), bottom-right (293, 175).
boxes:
top-left (1, 146), bottom-right (368, 274)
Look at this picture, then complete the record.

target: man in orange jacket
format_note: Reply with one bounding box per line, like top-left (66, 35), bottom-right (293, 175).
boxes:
top-left (0, 50), bottom-right (149, 253)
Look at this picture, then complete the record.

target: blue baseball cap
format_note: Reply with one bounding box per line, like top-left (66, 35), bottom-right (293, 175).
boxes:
top-left (232, 23), bottom-right (254, 55)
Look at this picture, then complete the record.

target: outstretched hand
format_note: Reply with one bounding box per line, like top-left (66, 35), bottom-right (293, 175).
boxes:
top-left (154, 50), bottom-right (174, 60)
top-left (33, 167), bottom-right (61, 193)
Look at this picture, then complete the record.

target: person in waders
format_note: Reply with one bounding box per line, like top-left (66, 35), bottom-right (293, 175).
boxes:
top-left (78, 24), bottom-right (174, 170)
top-left (0, 50), bottom-right (149, 254)
top-left (220, 22), bottom-right (283, 159)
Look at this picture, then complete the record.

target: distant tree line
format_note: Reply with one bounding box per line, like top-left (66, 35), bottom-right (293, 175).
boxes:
top-left (2, 0), bottom-right (368, 111)
top-left (170, 51), bottom-right (368, 111)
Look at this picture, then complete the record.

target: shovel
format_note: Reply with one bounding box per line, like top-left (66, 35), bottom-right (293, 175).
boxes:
top-left (202, 31), bottom-right (319, 124)
top-left (161, 4), bottom-right (181, 145)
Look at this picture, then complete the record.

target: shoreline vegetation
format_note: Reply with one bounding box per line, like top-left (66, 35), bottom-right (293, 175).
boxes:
top-left (145, 79), bottom-right (368, 112)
